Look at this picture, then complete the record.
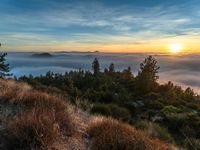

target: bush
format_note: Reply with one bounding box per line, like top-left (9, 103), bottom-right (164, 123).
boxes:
top-left (91, 103), bottom-right (131, 121)
top-left (87, 117), bottom-right (175, 150)
top-left (148, 123), bottom-right (174, 144)
top-left (135, 120), bottom-right (149, 130)
top-left (91, 104), bottom-right (111, 116)
top-left (161, 106), bottom-right (183, 116)
top-left (184, 138), bottom-right (200, 150)
top-left (109, 104), bottom-right (131, 121)
top-left (135, 121), bottom-right (174, 144)
top-left (123, 103), bottom-right (136, 116)
top-left (145, 101), bottom-right (164, 110)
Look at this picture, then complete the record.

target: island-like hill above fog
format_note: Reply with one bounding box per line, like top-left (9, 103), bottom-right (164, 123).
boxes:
top-left (31, 52), bottom-right (53, 58)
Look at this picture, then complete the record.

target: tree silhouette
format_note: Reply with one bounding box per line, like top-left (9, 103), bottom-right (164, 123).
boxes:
top-left (0, 43), bottom-right (11, 78)
top-left (92, 58), bottom-right (100, 76)
top-left (109, 63), bottom-right (115, 73)
top-left (136, 56), bottom-right (160, 94)
top-left (109, 63), bottom-right (115, 72)
top-left (0, 52), bottom-right (11, 78)
top-left (123, 66), bottom-right (133, 79)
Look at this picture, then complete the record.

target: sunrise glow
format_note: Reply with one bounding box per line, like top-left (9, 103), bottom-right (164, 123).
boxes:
top-left (0, 0), bottom-right (200, 53)
top-left (169, 43), bottom-right (183, 53)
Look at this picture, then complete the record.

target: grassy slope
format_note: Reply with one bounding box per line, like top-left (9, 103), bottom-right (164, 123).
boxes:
top-left (0, 79), bottom-right (177, 150)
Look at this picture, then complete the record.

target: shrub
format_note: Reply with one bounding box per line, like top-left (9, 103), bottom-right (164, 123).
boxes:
top-left (184, 138), bottom-right (200, 150)
top-left (135, 121), bottom-right (174, 144)
top-left (87, 117), bottom-right (175, 150)
top-left (108, 104), bottom-right (131, 121)
top-left (135, 120), bottom-right (149, 130)
top-left (147, 123), bottom-right (174, 144)
top-left (145, 101), bottom-right (164, 110)
top-left (123, 103), bottom-right (136, 116)
top-left (91, 104), bottom-right (131, 121)
top-left (161, 106), bottom-right (183, 116)
top-left (91, 103), bottom-right (111, 116)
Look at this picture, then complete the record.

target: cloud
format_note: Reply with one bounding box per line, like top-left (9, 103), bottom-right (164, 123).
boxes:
top-left (0, 0), bottom-right (200, 51)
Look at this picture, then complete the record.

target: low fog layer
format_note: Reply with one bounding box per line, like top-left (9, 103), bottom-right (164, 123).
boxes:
top-left (7, 52), bottom-right (200, 94)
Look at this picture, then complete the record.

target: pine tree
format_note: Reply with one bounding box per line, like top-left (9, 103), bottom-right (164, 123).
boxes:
top-left (0, 53), bottom-right (11, 78)
top-left (92, 58), bottom-right (100, 76)
top-left (109, 63), bottom-right (115, 73)
top-left (0, 43), bottom-right (11, 78)
top-left (136, 56), bottom-right (160, 94)
top-left (123, 66), bottom-right (133, 79)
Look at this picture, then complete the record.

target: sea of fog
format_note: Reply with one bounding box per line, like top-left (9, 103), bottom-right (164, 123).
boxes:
top-left (6, 52), bottom-right (200, 94)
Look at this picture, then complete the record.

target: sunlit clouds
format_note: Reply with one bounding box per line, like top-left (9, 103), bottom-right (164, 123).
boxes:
top-left (0, 0), bottom-right (200, 53)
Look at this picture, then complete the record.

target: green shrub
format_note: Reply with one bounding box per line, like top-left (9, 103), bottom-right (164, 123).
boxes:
top-left (109, 104), bottom-right (131, 121)
top-left (148, 123), bottom-right (174, 144)
top-left (161, 105), bottom-right (183, 116)
top-left (184, 138), bottom-right (200, 150)
top-left (135, 120), bottom-right (149, 130)
top-left (123, 103), bottom-right (136, 116)
top-left (145, 101), bottom-right (164, 110)
top-left (91, 103), bottom-right (111, 116)
top-left (91, 104), bottom-right (131, 121)
top-left (135, 121), bottom-right (174, 144)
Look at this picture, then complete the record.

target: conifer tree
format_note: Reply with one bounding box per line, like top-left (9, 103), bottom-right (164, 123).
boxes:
top-left (92, 58), bottom-right (100, 76)
top-left (109, 63), bottom-right (115, 73)
top-left (0, 53), bottom-right (10, 78)
top-left (0, 44), bottom-right (11, 78)
top-left (123, 66), bottom-right (133, 79)
top-left (136, 56), bottom-right (160, 94)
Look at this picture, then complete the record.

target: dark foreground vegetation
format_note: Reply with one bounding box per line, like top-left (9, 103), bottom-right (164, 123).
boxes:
top-left (16, 56), bottom-right (200, 149)
top-left (0, 79), bottom-right (176, 150)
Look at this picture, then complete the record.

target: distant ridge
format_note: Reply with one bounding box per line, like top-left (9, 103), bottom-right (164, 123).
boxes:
top-left (31, 52), bottom-right (53, 58)
top-left (57, 50), bottom-right (99, 53)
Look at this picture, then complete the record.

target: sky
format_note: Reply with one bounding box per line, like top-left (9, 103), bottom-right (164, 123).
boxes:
top-left (0, 0), bottom-right (200, 53)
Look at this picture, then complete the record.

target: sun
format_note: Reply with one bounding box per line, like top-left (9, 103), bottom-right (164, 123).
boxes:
top-left (169, 43), bottom-right (183, 53)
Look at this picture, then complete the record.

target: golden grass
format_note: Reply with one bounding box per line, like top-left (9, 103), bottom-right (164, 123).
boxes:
top-left (0, 79), bottom-right (84, 149)
top-left (86, 117), bottom-right (176, 150)
top-left (7, 108), bottom-right (60, 149)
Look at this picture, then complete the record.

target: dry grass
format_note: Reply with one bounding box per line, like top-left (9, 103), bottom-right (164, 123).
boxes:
top-left (7, 108), bottom-right (60, 149)
top-left (0, 79), bottom-right (85, 150)
top-left (86, 117), bottom-right (176, 150)
top-left (0, 79), bottom-right (32, 102)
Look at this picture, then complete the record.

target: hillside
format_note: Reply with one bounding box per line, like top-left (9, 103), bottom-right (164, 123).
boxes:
top-left (0, 79), bottom-right (177, 150)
